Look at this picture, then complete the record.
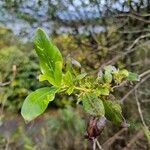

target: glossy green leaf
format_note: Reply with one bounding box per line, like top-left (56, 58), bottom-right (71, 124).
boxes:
top-left (34, 28), bottom-right (63, 86)
top-left (81, 92), bottom-right (105, 116)
top-left (127, 72), bottom-right (139, 81)
top-left (103, 100), bottom-right (122, 124)
top-left (21, 87), bottom-right (58, 122)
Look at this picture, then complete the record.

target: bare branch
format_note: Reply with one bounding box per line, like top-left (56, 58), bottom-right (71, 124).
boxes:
top-left (99, 34), bottom-right (150, 70)
top-left (122, 130), bottom-right (144, 150)
top-left (95, 139), bottom-right (104, 150)
top-left (102, 128), bottom-right (127, 149)
top-left (135, 89), bottom-right (148, 128)
top-left (0, 81), bottom-right (11, 87)
top-left (93, 139), bottom-right (96, 150)
top-left (139, 69), bottom-right (150, 78)
top-left (116, 13), bottom-right (150, 23)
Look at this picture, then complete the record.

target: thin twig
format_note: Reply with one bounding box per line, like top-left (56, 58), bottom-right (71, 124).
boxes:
top-left (93, 138), bottom-right (96, 150)
top-left (95, 139), bottom-right (103, 150)
top-left (120, 74), bottom-right (150, 103)
top-left (119, 29), bottom-right (150, 34)
top-left (102, 128), bottom-right (127, 149)
top-left (115, 13), bottom-right (150, 23)
top-left (122, 130), bottom-right (144, 150)
top-left (135, 89), bottom-right (148, 128)
top-left (0, 81), bottom-right (11, 87)
top-left (99, 34), bottom-right (150, 70)
top-left (5, 137), bottom-right (9, 150)
top-left (139, 69), bottom-right (150, 78)
top-left (112, 80), bottom-right (128, 90)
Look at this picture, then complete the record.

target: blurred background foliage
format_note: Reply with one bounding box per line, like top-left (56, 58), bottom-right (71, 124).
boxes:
top-left (0, 0), bottom-right (150, 149)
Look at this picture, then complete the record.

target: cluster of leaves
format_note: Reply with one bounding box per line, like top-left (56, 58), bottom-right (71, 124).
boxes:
top-left (21, 28), bottom-right (139, 125)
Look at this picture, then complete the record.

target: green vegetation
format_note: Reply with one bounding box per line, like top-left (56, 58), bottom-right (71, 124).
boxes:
top-left (0, 0), bottom-right (150, 149)
top-left (21, 29), bottom-right (139, 137)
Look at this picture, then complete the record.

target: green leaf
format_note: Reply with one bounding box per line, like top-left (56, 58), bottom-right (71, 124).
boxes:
top-left (66, 86), bottom-right (75, 95)
top-left (104, 65), bottom-right (116, 73)
top-left (103, 100), bottom-right (122, 124)
top-left (113, 69), bottom-right (129, 83)
top-left (96, 86), bottom-right (110, 96)
top-left (120, 69), bottom-right (129, 77)
top-left (75, 73), bottom-right (87, 80)
top-left (127, 72), bottom-right (139, 81)
top-left (81, 92), bottom-right (105, 116)
top-left (104, 71), bottom-right (112, 83)
top-left (34, 28), bottom-right (63, 87)
top-left (103, 65), bottom-right (117, 83)
top-left (113, 70), bottom-right (127, 84)
top-left (21, 87), bottom-right (58, 122)
top-left (63, 71), bottom-right (73, 86)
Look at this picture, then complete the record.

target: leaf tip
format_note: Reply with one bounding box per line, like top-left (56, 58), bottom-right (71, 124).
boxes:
top-left (36, 27), bottom-right (45, 33)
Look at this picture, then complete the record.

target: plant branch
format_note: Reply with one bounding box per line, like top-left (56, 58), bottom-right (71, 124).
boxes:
top-left (116, 13), bottom-right (150, 23)
top-left (102, 128), bottom-right (127, 149)
top-left (96, 139), bottom-right (103, 150)
top-left (139, 69), bottom-right (150, 78)
top-left (135, 89), bottom-right (148, 129)
top-left (93, 138), bottom-right (96, 150)
top-left (120, 74), bottom-right (150, 103)
top-left (99, 34), bottom-right (150, 70)
top-left (122, 130), bottom-right (144, 150)
top-left (74, 86), bottom-right (91, 92)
